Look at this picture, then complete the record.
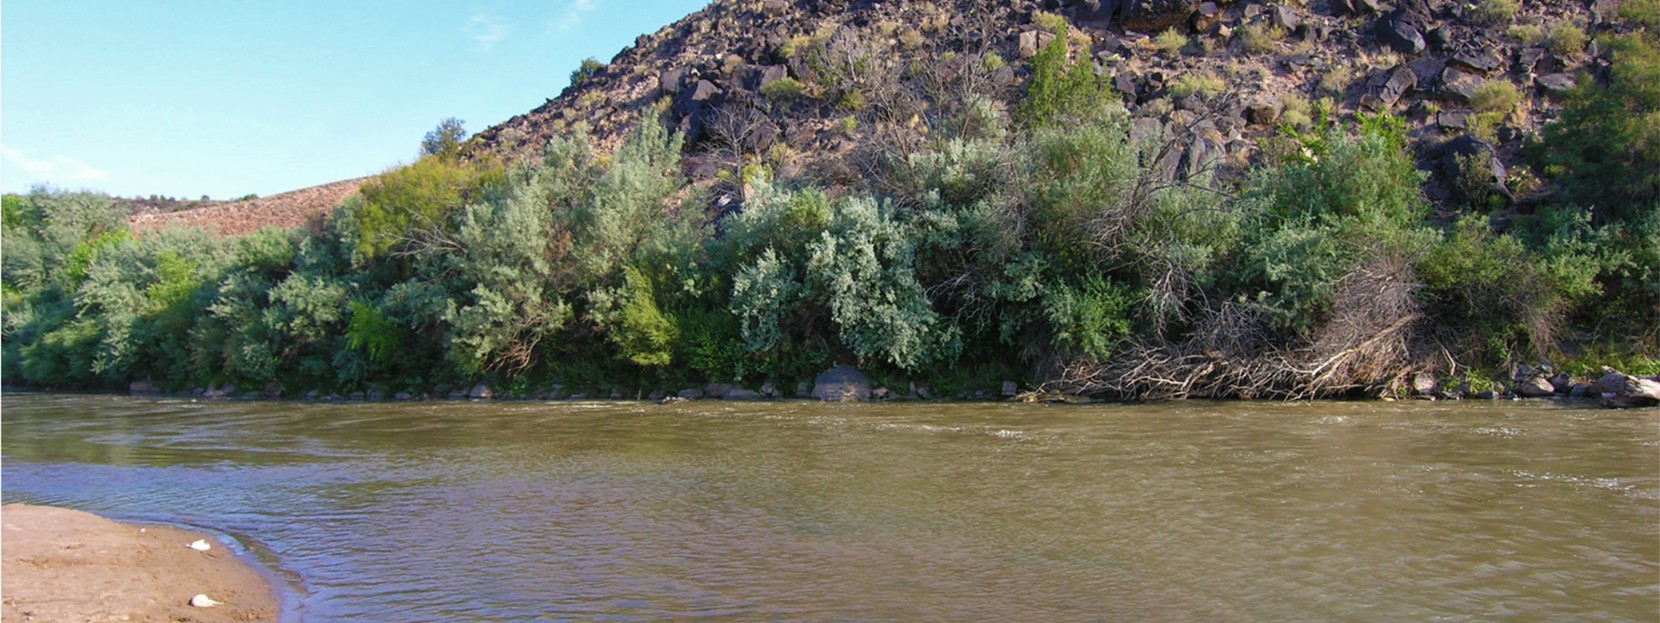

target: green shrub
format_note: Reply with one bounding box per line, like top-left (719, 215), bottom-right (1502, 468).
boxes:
top-left (1042, 275), bottom-right (1135, 360)
top-left (608, 265), bottom-right (678, 368)
top-left (1418, 215), bottom-right (1588, 361)
top-left (1235, 23), bottom-right (1284, 55)
top-left (1532, 32), bottom-right (1660, 226)
top-left (1233, 114), bottom-right (1431, 334)
top-left (981, 52), bottom-right (1006, 72)
top-left (1472, 0), bottom-right (1519, 25)
top-left (440, 172), bottom-right (574, 376)
top-left (898, 28), bottom-right (925, 49)
top-left (1021, 25), bottom-right (1114, 126)
top-left (345, 301), bottom-right (402, 366)
top-left (570, 57), bottom-right (604, 87)
top-left (759, 76), bottom-right (804, 102)
top-left (1028, 112), bottom-right (1140, 272)
top-left (1548, 21), bottom-right (1588, 57)
top-left (1470, 80), bottom-right (1522, 114)
top-left (837, 88), bottom-right (867, 111)
top-left (1, 194), bottom-right (25, 229)
top-left (1032, 11), bottom-right (1069, 33)
top-left (1506, 24), bottom-right (1546, 45)
top-left (65, 230), bottom-right (132, 288)
top-left (1279, 91), bottom-right (1313, 130)
top-left (1154, 30), bottom-right (1188, 57)
top-left (346, 154), bottom-right (505, 262)
top-left (809, 197), bottom-right (959, 370)
top-left (1622, 0), bottom-right (1660, 28)
top-left (420, 117), bottom-right (467, 160)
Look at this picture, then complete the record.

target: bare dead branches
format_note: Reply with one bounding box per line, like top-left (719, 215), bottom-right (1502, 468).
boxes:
top-left (1043, 252), bottom-right (1437, 400)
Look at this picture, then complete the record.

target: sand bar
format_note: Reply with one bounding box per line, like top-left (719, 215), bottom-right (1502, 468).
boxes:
top-left (2, 503), bottom-right (279, 622)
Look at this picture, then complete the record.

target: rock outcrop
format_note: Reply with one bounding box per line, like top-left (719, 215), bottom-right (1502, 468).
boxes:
top-left (811, 365), bottom-right (872, 402)
top-left (1591, 369), bottom-right (1660, 409)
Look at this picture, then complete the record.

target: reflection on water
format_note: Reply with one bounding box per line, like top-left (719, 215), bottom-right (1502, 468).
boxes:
top-left (3, 394), bottom-right (1656, 622)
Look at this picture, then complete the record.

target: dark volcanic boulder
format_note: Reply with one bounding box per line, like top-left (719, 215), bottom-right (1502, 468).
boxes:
top-left (1535, 73), bottom-right (1577, 97)
top-left (1246, 96), bottom-right (1284, 125)
top-left (672, 79), bottom-right (724, 139)
top-left (1331, 0), bottom-right (1381, 16)
top-left (1060, 0), bottom-right (1121, 21)
top-left (1593, 369), bottom-right (1660, 408)
top-left (1122, 0), bottom-right (1199, 33)
top-left (811, 365), bottom-right (872, 402)
top-left (1439, 67), bottom-right (1485, 102)
top-left (1438, 135), bottom-right (1512, 204)
top-left (1376, 8), bottom-right (1427, 55)
top-left (1437, 109), bottom-right (1470, 130)
top-left (1192, 2), bottom-right (1220, 32)
top-left (1364, 64), bottom-right (1417, 110)
top-left (1270, 5), bottom-right (1300, 31)
top-left (1450, 49), bottom-right (1503, 75)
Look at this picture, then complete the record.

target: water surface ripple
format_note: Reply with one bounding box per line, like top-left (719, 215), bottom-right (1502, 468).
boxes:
top-left (3, 394), bottom-right (1655, 622)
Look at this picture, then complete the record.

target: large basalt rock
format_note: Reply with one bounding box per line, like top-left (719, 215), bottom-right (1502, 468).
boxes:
top-left (1535, 73), bottom-right (1577, 97)
top-left (1592, 369), bottom-right (1660, 408)
top-left (1516, 375), bottom-right (1555, 398)
top-left (1450, 49), bottom-right (1503, 75)
top-left (1059, 0), bottom-right (1122, 21)
top-left (1246, 96), bottom-right (1284, 125)
top-left (1364, 64), bottom-right (1417, 111)
top-left (1331, 0), bottom-right (1381, 16)
top-left (1438, 135), bottom-right (1512, 204)
top-left (1375, 8), bottom-right (1427, 55)
top-left (1122, 0), bottom-right (1199, 33)
top-left (1269, 5), bottom-right (1301, 31)
top-left (672, 79), bottom-right (725, 139)
top-left (811, 365), bottom-right (872, 402)
top-left (1439, 66), bottom-right (1485, 103)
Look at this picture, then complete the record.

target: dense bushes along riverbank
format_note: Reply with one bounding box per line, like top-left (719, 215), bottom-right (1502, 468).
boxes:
top-left (4, 26), bottom-right (1655, 400)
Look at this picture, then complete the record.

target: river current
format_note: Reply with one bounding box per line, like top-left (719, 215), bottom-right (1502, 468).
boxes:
top-left (2, 393), bottom-right (1655, 622)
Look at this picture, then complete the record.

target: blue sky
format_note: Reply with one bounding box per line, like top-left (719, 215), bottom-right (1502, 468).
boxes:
top-left (1, 0), bottom-right (709, 198)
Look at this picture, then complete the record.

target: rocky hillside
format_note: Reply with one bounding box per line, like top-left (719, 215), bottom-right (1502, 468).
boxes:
top-left (473, 0), bottom-right (1631, 211)
top-left (135, 0), bottom-right (1631, 233)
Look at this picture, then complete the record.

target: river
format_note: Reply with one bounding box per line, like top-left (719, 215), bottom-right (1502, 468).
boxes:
top-left (2, 393), bottom-right (1655, 622)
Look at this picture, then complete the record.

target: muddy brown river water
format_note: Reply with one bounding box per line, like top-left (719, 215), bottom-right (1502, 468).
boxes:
top-left (2, 393), bottom-right (1655, 622)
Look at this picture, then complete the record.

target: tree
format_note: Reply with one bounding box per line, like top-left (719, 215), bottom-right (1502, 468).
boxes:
top-left (420, 117), bottom-right (467, 160)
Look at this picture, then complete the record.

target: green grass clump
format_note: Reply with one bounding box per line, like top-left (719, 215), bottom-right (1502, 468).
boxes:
top-left (1279, 91), bottom-right (1313, 129)
top-left (1621, 0), bottom-right (1660, 27)
top-left (1472, 0), bottom-right (1520, 25)
top-left (760, 77), bottom-right (805, 102)
top-left (1471, 80), bottom-right (1523, 114)
top-left (1169, 72), bottom-right (1226, 99)
top-left (1032, 11), bottom-right (1069, 34)
top-left (1548, 21), bottom-right (1588, 56)
top-left (1235, 23), bottom-right (1285, 55)
top-left (1154, 30), bottom-right (1188, 57)
top-left (1506, 24), bottom-right (1546, 46)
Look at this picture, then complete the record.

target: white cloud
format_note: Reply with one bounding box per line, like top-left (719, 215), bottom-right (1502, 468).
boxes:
top-left (552, 0), bottom-right (599, 33)
top-left (465, 14), bottom-right (510, 50)
top-left (1, 146), bottom-right (111, 185)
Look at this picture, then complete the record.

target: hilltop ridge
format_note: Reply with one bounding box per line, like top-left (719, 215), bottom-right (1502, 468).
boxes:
top-left (139, 0), bottom-right (1628, 230)
top-left (474, 0), bottom-right (1627, 209)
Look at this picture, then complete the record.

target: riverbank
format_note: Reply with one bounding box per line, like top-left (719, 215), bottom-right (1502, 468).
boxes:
top-left (1, 504), bottom-right (278, 623)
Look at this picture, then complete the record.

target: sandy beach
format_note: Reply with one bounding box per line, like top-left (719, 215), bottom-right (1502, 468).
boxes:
top-left (1, 504), bottom-right (279, 622)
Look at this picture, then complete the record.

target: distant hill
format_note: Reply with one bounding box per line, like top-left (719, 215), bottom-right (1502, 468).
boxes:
top-left (128, 177), bottom-right (368, 236)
